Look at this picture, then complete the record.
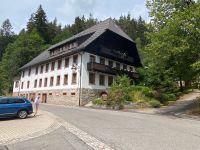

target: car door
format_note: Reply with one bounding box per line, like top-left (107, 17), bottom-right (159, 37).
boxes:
top-left (0, 98), bottom-right (9, 116)
top-left (7, 98), bottom-right (24, 115)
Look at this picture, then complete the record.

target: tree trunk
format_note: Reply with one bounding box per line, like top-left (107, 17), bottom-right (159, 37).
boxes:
top-left (179, 76), bottom-right (183, 92)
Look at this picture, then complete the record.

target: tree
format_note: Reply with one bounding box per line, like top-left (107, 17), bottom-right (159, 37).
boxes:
top-left (145, 0), bottom-right (200, 91)
top-left (0, 19), bottom-right (15, 61)
top-left (27, 5), bottom-right (50, 43)
top-left (0, 28), bottom-right (45, 94)
top-left (71, 16), bottom-right (86, 35)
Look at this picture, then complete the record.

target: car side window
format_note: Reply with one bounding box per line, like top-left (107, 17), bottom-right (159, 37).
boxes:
top-left (0, 99), bottom-right (8, 104)
top-left (8, 98), bottom-right (25, 104)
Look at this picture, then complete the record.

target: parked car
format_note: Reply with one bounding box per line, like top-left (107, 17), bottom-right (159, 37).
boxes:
top-left (0, 96), bottom-right (33, 119)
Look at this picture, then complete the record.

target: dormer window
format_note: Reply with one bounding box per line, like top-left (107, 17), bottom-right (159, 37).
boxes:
top-left (28, 68), bottom-right (31, 76)
top-left (73, 55), bottom-right (78, 64)
top-left (69, 43), bottom-right (73, 49)
top-left (65, 45), bottom-right (68, 50)
top-left (73, 42), bottom-right (78, 47)
top-left (57, 59), bottom-right (62, 70)
top-left (22, 71), bottom-right (24, 78)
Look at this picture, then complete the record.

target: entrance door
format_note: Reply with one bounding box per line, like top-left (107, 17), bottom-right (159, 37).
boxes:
top-left (42, 93), bottom-right (47, 103)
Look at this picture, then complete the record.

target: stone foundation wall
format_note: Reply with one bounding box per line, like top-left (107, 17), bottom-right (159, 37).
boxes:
top-left (81, 88), bottom-right (108, 105)
top-left (13, 88), bottom-right (108, 106)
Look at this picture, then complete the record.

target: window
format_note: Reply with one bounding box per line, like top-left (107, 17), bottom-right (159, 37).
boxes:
top-left (89, 72), bottom-right (95, 84)
top-left (49, 93), bottom-right (52, 96)
top-left (129, 67), bottom-right (133, 71)
top-left (90, 55), bottom-right (95, 63)
top-left (71, 92), bottom-right (75, 96)
top-left (63, 92), bottom-right (67, 95)
top-left (50, 77), bottom-right (54, 86)
top-left (40, 65), bottom-right (43, 74)
top-left (74, 42), bottom-right (78, 47)
top-left (72, 73), bottom-right (77, 84)
top-left (108, 60), bottom-right (113, 68)
top-left (28, 68), bottom-right (31, 76)
top-left (73, 55), bottom-right (78, 64)
top-left (22, 71), bottom-right (24, 78)
top-left (56, 75), bottom-right (60, 86)
top-left (58, 59), bottom-right (62, 70)
top-left (65, 45), bottom-right (69, 50)
top-left (46, 64), bottom-right (49, 72)
top-left (51, 61), bottom-right (55, 71)
top-left (100, 57), bottom-right (105, 65)
top-left (65, 57), bottom-right (69, 68)
top-left (0, 99), bottom-right (8, 104)
top-left (21, 82), bottom-right (24, 89)
top-left (39, 79), bottom-right (42, 87)
top-left (34, 80), bottom-right (37, 88)
top-left (9, 98), bottom-right (25, 104)
top-left (27, 81), bottom-right (30, 89)
top-left (35, 66), bottom-right (38, 74)
top-left (123, 64), bottom-right (127, 70)
top-left (15, 81), bottom-right (19, 88)
top-left (116, 63), bottom-right (120, 70)
top-left (99, 74), bottom-right (105, 86)
top-left (44, 78), bottom-right (48, 87)
top-left (69, 43), bottom-right (73, 49)
top-left (108, 76), bottom-right (113, 86)
top-left (64, 74), bottom-right (68, 85)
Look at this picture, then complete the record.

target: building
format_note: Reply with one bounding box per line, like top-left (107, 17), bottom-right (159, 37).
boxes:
top-left (13, 18), bottom-right (142, 106)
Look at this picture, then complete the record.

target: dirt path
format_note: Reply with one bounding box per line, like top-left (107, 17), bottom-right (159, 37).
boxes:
top-left (132, 89), bottom-right (200, 117)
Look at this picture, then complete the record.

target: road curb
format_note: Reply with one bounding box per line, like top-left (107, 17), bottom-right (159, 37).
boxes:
top-left (0, 145), bottom-right (9, 150)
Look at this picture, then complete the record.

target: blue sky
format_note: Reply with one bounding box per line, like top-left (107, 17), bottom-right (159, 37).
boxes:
top-left (0, 0), bottom-right (149, 33)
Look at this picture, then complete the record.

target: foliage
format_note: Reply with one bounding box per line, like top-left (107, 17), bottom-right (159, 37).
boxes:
top-left (0, 29), bottom-right (45, 94)
top-left (107, 75), bottom-right (131, 109)
top-left (149, 100), bottom-right (161, 108)
top-left (144, 0), bottom-right (200, 92)
top-left (0, 19), bottom-right (16, 61)
top-left (92, 98), bottom-right (106, 105)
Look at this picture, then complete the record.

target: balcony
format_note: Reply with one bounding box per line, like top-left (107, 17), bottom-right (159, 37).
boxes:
top-left (87, 62), bottom-right (139, 79)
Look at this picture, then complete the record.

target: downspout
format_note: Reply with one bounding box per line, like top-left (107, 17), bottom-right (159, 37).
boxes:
top-left (18, 75), bottom-right (21, 96)
top-left (79, 52), bottom-right (83, 106)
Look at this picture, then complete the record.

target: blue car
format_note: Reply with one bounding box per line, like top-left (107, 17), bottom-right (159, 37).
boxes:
top-left (0, 96), bottom-right (33, 119)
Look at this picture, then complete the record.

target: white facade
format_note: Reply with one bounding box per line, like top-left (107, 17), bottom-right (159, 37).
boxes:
top-left (13, 52), bottom-right (136, 94)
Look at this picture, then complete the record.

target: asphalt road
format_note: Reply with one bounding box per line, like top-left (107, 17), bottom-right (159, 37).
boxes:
top-left (8, 126), bottom-right (92, 150)
top-left (39, 104), bottom-right (200, 150)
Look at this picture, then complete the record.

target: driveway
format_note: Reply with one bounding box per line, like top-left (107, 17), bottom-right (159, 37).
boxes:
top-left (39, 104), bottom-right (200, 150)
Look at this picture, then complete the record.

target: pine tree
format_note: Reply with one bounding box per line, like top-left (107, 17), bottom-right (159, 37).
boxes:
top-left (0, 19), bottom-right (15, 61)
top-left (27, 5), bottom-right (50, 43)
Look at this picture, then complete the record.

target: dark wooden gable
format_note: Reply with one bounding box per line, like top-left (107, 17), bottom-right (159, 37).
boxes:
top-left (84, 29), bottom-right (142, 67)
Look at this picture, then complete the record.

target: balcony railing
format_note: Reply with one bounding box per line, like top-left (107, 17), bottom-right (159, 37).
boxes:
top-left (87, 62), bottom-right (139, 79)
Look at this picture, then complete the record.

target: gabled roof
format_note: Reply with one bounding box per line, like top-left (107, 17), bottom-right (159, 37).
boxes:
top-left (20, 18), bottom-right (134, 70)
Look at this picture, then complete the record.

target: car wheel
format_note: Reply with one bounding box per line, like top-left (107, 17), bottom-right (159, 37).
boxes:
top-left (17, 110), bottom-right (28, 119)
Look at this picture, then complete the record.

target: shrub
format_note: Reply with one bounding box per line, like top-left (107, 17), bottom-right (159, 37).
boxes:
top-left (107, 75), bottom-right (131, 109)
top-left (149, 100), bottom-right (161, 108)
top-left (167, 93), bottom-right (176, 101)
top-left (92, 98), bottom-right (106, 105)
top-left (130, 86), bottom-right (153, 95)
top-left (130, 90), bottom-right (146, 102)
